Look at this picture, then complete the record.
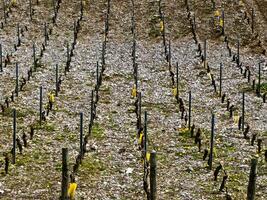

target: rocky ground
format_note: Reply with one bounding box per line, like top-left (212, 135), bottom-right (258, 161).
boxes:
top-left (0, 0), bottom-right (266, 200)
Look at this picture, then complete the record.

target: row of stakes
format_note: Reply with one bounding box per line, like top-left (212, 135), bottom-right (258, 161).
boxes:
top-left (1, 0), bottom-right (86, 174)
top-left (130, 1), bottom-right (157, 199)
top-left (0, 0), bottom-right (64, 113)
top-left (158, 1), bottom-right (265, 200)
top-left (1, 0), bottom-right (64, 170)
top-left (61, 0), bottom-right (110, 199)
top-left (0, 1), bottom-right (103, 199)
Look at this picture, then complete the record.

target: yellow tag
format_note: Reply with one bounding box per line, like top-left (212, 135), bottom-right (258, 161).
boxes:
top-left (219, 19), bottom-right (223, 27)
top-left (68, 183), bottom-right (77, 199)
top-left (131, 85), bottom-right (137, 98)
top-left (214, 10), bottom-right (220, 17)
top-left (160, 20), bottom-right (164, 32)
top-left (11, 0), bottom-right (17, 7)
top-left (138, 133), bottom-right (143, 145)
top-left (146, 153), bottom-right (150, 162)
top-left (172, 88), bottom-right (177, 97)
top-left (207, 72), bottom-right (212, 80)
top-left (233, 112), bottom-right (240, 125)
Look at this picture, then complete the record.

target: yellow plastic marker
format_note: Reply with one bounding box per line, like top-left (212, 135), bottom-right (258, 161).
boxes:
top-left (68, 182), bottom-right (77, 200)
top-left (233, 112), bottom-right (240, 125)
top-left (131, 85), bottom-right (137, 98)
top-left (219, 18), bottom-right (223, 27)
top-left (172, 87), bottom-right (177, 97)
top-left (207, 72), bottom-right (213, 80)
top-left (146, 152), bottom-right (150, 162)
top-left (160, 20), bottom-right (164, 32)
top-left (138, 133), bottom-right (143, 145)
top-left (11, 0), bottom-right (17, 7)
top-left (214, 10), bottom-right (220, 17)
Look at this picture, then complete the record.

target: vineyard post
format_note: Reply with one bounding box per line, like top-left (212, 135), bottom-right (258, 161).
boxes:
top-left (219, 63), bottom-right (222, 97)
top-left (176, 62), bottom-right (179, 102)
top-left (3, 0), bottom-right (6, 23)
top-left (135, 63), bottom-right (138, 94)
top-left (61, 148), bottom-right (69, 200)
top-left (33, 44), bottom-right (36, 71)
top-left (56, 64), bottom-right (58, 97)
top-left (89, 90), bottom-right (94, 136)
top-left (222, 9), bottom-right (225, 35)
top-left (29, 0), bottom-right (32, 21)
top-left (44, 23), bottom-right (48, 46)
top-left (67, 43), bottom-right (70, 63)
top-left (251, 8), bottom-right (254, 34)
top-left (39, 86), bottom-right (43, 126)
top-left (188, 91), bottom-right (192, 130)
top-left (102, 42), bottom-right (105, 67)
top-left (138, 92), bottom-right (142, 129)
top-left (80, 112), bottom-right (83, 156)
top-left (237, 39), bottom-right (240, 67)
top-left (168, 40), bottom-right (171, 69)
top-left (208, 113), bottom-right (215, 170)
top-left (256, 62), bottom-right (261, 97)
top-left (150, 150), bottom-right (157, 200)
top-left (204, 39), bottom-right (207, 65)
top-left (12, 109), bottom-right (17, 164)
top-left (247, 158), bottom-right (257, 200)
top-left (15, 63), bottom-right (19, 97)
top-left (242, 92), bottom-right (245, 131)
top-left (0, 44), bottom-right (2, 72)
top-left (144, 111), bottom-right (148, 169)
top-left (17, 24), bottom-right (20, 46)
top-left (96, 61), bottom-right (99, 87)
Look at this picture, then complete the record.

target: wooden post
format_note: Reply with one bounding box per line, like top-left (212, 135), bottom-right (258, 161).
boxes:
top-left (208, 113), bottom-right (215, 170)
top-left (61, 148), bottom-right (69, 200)
top-left (15, 63), bottom-right (19, 97)
top-left (3, 0), bottom-right (6, 24)
top-left (29, 0), bottom-right (32, 21)
top-left (176, 62), bottom-right (179, 102)
top-left (222, 9), bottom-right (225, 35)
top-left (135, 63), bottom-right (138, 95)
top-left (80, 112), bottom-right (83, 155)
top-left (144, 111), bottom-right (147, 154)
top-left (33, 44), bottom-right (36, 71)
top-left (56, 64), bottom-right (59, 97)
top-left (188, 91), bottom-right (192, 129)
top-left (168, 40), bottom-right (171, 69)
top-left (251, 8), bottom-right (254, 34)
top-left (137, 92), bottom-right (142, 129)
top-left (219, 63), bottom-right (222, 97)
top-left (12, 109), bottom-right (16, 164)
top-left (39, 86), bottom-right (43, 126)
top-left (204, 39), bottom-right (207, 65)
top-left (96, 61), bottom-right (99, 87)
top-left (257, 62), bottom-right (261, 97)
top-left (17, 24), bottom-right (20, 46)
top-left (89, 90), bottom-right (94, 136)
top-left (247, 158), bottom-right (257, 200)
top-left (0, 44), bottom-right (2, 72)
top-left (150, 150), bottom-right (157, 200)
top-left (242, 92), bottom-right (245, 131)
top-left (237, 39), bottom-right (240, 67)
top-left (44, 22), bottom-right (48, 46)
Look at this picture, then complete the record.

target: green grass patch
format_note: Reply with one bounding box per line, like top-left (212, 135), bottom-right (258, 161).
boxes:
top-left (80, 154), bottom-right (105, 175)
top-left (92, 122), bottom-right (104, 140)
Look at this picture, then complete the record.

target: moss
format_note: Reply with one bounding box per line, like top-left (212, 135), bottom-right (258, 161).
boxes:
top-left (92, 122), bottom-right (104, 140)
top-left (80, 154), bottom-right (105, 175)
top-left (257, 82), bottom-right (267, 93)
